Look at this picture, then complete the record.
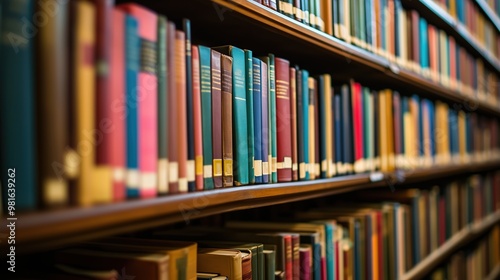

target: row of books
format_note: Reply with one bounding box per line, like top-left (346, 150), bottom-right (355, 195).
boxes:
top-left (255, 0), bottom-right (500, 103)
top-left (2, 1), bottom-right (500, 212)
top-left (429, 224), bottom-right (500, 280)
top-left (39, 172), bottom-right (500, 280)
top-left (479, 0), bottom-right (500, 18)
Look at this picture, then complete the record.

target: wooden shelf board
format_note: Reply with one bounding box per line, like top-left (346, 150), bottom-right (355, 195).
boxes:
top-left (475, 0), bottom-right (500, 32)
top-left (12, 160), bottom-right (500, 254)
top-left (402, 210), bottom-right (500, 280)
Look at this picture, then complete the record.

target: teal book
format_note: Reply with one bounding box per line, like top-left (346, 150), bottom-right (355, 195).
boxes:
top-left (260, 55), bottom-right (277, 183)
top-left (363, 88), bottom-right (374, 170)
top-left (184, 19), bottom-right (195, 192)
top-left (359, 0), bottom-right (366, 45)
top-left (213, 46), bottom-right (250, 185)
top-left (302, 70), bottom-right (310, 180)
top-left (419, 17), bottom-right (429, 71)
top-left (198, 46), bottom-right (214, 190)
top-left (245, 50), bottom-right (255, 184)
top-left (0, 0), bottom-right (37, 210)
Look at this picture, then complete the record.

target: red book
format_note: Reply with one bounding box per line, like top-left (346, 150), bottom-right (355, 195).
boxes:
top-left (300, 246), bottom-right (311, 280)
top-left (211, 50), bottom-right (223, 188)
top-left (167, 21), bottom-right (179, 193)
top-left (351, 81), bottom-right (364, 173)
top-left (110, 8), bottom-right (126, 201)
top-left (176, 30), bottom-right (188, 193)
top-left (275, 58), bottom-right (292, 182)
top-left (94, 0), bottom-right (113, 165)
top-left (119, 4), bottom-right (158, 198)
top-left (192, 45), bottom-right (204, 191)
top-left (290, 67), bottom-right (298, 181)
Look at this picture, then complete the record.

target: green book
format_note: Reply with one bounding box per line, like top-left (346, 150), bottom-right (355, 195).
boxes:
top-left (213, 46), bottom-right (250, 185)
top-left (363, 87), bottom-right (374, 171)
top-left (263, 248), bottom-right (276, 280)
top-left (262, 55), bottom-right (278, 183)
top-left (245, 50), bottom-right (255, 184)
top-left (198, 46), bottom-right (214, 190)
top-left (157, 16), bottom-right (168, 194)
top-left (358, 0), bottom-right (366, 46)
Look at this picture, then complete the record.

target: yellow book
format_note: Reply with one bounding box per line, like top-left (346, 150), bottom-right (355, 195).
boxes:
top-left (371, 212), bottom-right (379, 280)
top-left (458, 111), bottom-right (467, 163)
top-left (74, 1), bottom-right (112, 206)
top-left (342, 0), bottom-right (351, 44)
top-left (197, 249), bottom-right (243, 280)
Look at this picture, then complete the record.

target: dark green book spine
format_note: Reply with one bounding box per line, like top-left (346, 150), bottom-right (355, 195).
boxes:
top-left (199, 46), bottom-right (214, 190)
top-left (0, 0), bottom-right (37, 211)
top-left (245, 50), bottom-right (255, 184)
top-left (157, 16), bottom-right (168, 194)
top-left (302, 70), bottom-right (310, 180)
top-left (268, 54), bottom-right (278, 183)
top-left (359, 0), bottom-right (366, 45)
top-left (183, 19), bottom-right (195, 192)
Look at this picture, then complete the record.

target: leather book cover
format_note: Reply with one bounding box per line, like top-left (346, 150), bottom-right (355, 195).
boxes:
top-left (175, 30), bottom-right (188, 192)
top-left (192, 45), bottom-right (204, 191)
top-left (94, 0), bottom-right (113, 165)
top-left (0, 0), bottom-right (37, 210)
top-left (379, 89), bottom-right (388, 172)
top-left (245, 50), bottom-right (255, 184)
top-left (184, 19), bottom-right (196, 192)
top-left (110, 8), bottom-right (126, 200)
top-left (266, 55), bottom-right (278, 183)
top-left (313, 79), bottom-right (321, 178)
top-left (37, 0), bottom-right (69, 206)
top-left (296, 69), bottom-right (306, 180)
top-left (214, 46), bottom-right (250, 186)
top-left (275, 57), bottom-right (292, 182)
top-left (119, 3), bottom-right (158, 198)
top-left (308, 77), bottom-right (316, 180)
top-left (261, 60), bottom-right (270, 183)
top-left (299, 246), bottom-right (311, 280)
top-left (211, 50), bottom-right (223, 188)
top-left (221, 54), bottom-right (234, 187)
top-left (290, 67), bottom-right (299, 181)
top-left (199, 46), bottom-right (214, 190)
top-left (167, 21), bottom-right (179, 193)
top-left (157, 16), bottom-right (168, 195)
top-left (252, 58), bottom-right (263, 183)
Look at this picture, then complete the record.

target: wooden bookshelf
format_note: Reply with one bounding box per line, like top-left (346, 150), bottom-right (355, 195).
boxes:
top-left (486, 263), bottom-right (500, 280)
top-left (407, 0), bottom-right (500, 73)
top-left (13, 159), bottom-right (500, 254)
top-left (476, 0), bottom-right (500, 31)
top-left (402, 210), bottom-right (500, 280)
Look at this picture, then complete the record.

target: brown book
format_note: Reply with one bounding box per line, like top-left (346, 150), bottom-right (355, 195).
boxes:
top-left (167, 21), bottom-right (179, 193)
top-left (211, 50), bottom-right (223, 188)
top-left (221, 54), bottom-right (233, 187)
top-left (37, 0), bottom-right (69, 207)
top-left (290, 67), bottom-right (298, 181)
top-left (275, 58), bottom-right (292, 182)
top-left (411, 10), bottom-right (420, 73)
top-left (197, 249), bottom-right (244, 280)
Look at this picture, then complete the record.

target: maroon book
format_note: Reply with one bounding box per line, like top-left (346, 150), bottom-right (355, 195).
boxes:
top-left (411, 10), bottom-right (420, 70)
top-left (275, 58), bottom-right (292, 182)
top-left (211, 50), bottom-right (223, 188)
top-left (299, 246), bottom-right (311, 280)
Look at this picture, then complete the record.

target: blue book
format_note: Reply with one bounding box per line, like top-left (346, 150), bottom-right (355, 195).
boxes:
top-left (334, 93), bottom-right (343, 172)
top-left (261, 60), bottom-right (270, 183)
top-left (419, 17), bottom-right (429, 71)
top-left (394, 0), bottom-right (402, 59)
top-left (302, 70), bottom-right (310, 180)
top-left (0, 0), bottom-right (37, 210)
top-left (456, 0), bottom-right (464, 23)
top-left (252, 58), bottom-right (263, 183)
top-left (341, 84), bottom-right (353, 172)
top-left (313, 221), bottom-right (335, 280)
top-left (125, 15), bottom-right (140, 198)
top-left (380, 0), bottom-right (387, 54)
top-left (313, 243), bottom-right (322, 280)
top-left (245, 50), bottom-right (255, 184)
top-left (365, 0), bottom-right (372, 46)
top-left (318, 76), bottom-right (327, 179)
top-left (198, 46), bottom-right (214, 190)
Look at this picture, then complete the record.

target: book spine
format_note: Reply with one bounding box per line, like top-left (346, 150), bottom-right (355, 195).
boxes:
top-left (352, 81), bottom-right (364, 173)
top-left (342, 84), bottom-right (353, 173)
top-left (37, 0), bottom-right (69, 206)
top-left (192, 45), bottom-right (204, 191)
top-left (261, 61), bottom-right (270, 183)
top-left (231, 47), bottom-right (250, 186)
top-left (324, 75), bottom-right (334, 178)
top-left (290, 68), bottom-right (299, 181)
top-left (111, 9), bottom-right (126, 201)
top-left (211, 50), bottom-right (223, 188)
top-left (184, 19), bottom-right (196, 192)
top-left (167, 22), bottom-right (179, 193)
top-left (269, 55), bottom-right (278, 183)
top-left (124, 15), bottom-right (140, 198)
top-left (334, 92), bottom-right (343, 174)
top-left (199, 46), bottom-right (214, 190)
top-left (313, 79), bottom-right (321, 178)
top-left (297, 69), bottom-right (305, 180)
top-left (245, 50), bottom-right (255, 184)
top-left (221, 54), bottom-right (234, 187)
top-left (302, 70), bottom-right (310, 180)
top-left (0, 0), bottom-right (37, 210)
top-left (318, 76), bottom-right (327, 178)
top-left (308, 78), bottom-right (316, 180)
top-left (252, 58), bottom-right (263, 183)
top-left (157, 16), bottom-right (168, 195)
top-left (176, 31), bottom-right (188, 192)
top-left (275, 58), bottom-right (293, 182)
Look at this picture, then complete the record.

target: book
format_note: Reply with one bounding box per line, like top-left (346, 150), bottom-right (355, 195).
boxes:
top-left (197, 273), bottom-right (228, 280)
top-left (261, 60), bottom-right (270, 183)
top-left (197, 249), bottom-right (245, 280)
top-left (261, 55), bottom-right (278, 183)
top-left (253, 58), bottom-right (263, 183)
top-left (290, 68), bottom-right (299, 181)
top-left (275, 57), bottom-right (293, 182)
top-left (308, 77), bottom-right (316, 180)
top-left (51, 264), bottom-right (119, 280)
top-left (199, 46), bottom-right (214, 190)
top-left (245, 50), bottom-right (255, 184)
top-left (221, 54), bottom-right (234, 187)
top-left (301, 70), bottom-right (310, 180)
top-left (333, 92), bottom-right (343, 174)
top-left (211, 50), bottom-right (223, 188)
top-left (157, 16), bottom-right (168, 195)
top-left (192, 45), bottom-right (204, 191)
top-left (183, 19), bottom-right (196, 192)
top-left (175, 30), bottom-right (188, 192)
top-left (167, 21), bottom-right (179, 193)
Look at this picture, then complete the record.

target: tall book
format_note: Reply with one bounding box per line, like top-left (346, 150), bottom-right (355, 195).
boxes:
top-left (184, 19), bottom-right (196, 192)
top-left (119, 4), bottom-right (158, 198)
top-left (192, 45), bottom-right (204, 191)
top-left (175, 30), bottom-right (188, 192)
top-left (341, 84), bottom-right (353, 173)
top-left (318, 75), bottom-right (327, 178)
top-left (110, 8), bottom-right (126, 200)
top-left (290, 68), bottom-right (299, 181)
top-left (37, 0), bottom-right (69, 206)
top-left (419, 17), bottom-right (429, 77)
top-left (313, 79), bottom-right (321, 179)
top-left (245, 50), bottom-right (255, 184)
top-left (199, 46), bottom-right (214, 190)
top-left (334, 91), bottom-right (344, 174)
top-left (308, 77), bottom-right (316, 180)
top-left (275, 58), bottom-right (293, 182)
top-left (253, 58), bottom-right (263, 184)
top-left (221, 54), bottom-right (234, 187)
top-left (302, 70), bottom-right (310, 179)
top-left (167, 22), bottom-right (179, 193)
top-left (351, 81), bottom-right (365, 173)
top-left (0, 0), bottom-right (37, 210)
top-left (263, 55), bottom-right (278, 183)
top-left (213, 46), bottom-right (250, 186)
top-left (211, 50), bottom-right (223, 188)
top-left (75, 0), bottom-right (112, 205)
top-left (157, 16), bottom-right (168, 195)
top-left (261, 60), bottom-right (270, 183)
top-left (323, 75), bottom-right (334, 177)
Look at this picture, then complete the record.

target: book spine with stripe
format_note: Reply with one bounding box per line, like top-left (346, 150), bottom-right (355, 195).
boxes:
top-left (252, 58), bottom-right (263, 183)
top-left (275, 58), bottom-right (292, 182)
top-left (211, 50), bottom-right (223, 188)
top-left (176, 30), bottom-right (188, 192)
top-left (192, 45), bottom-right (204, 191)
top-left (261, 60), bottom-right (270, 183)
top-left (290, 68), bottom-right (299, 181)
top-left (184, 19), bottom-right (196, 192)
top-left (221, 54), bottom-right (234, 187)
top-left (245, 50), bottom-right (255, 184)
top-left (157, 16), bottom-right (168, 195)
top-left (199, 46), bottom-right (214, 190)
top-left (167, 21), bottom-right (179, 193)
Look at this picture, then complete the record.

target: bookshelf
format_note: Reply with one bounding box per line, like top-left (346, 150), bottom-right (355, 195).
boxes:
top-left (476, 0), bottom-right (500, 31)
top-left (486, 263), bottom-right (500, 280)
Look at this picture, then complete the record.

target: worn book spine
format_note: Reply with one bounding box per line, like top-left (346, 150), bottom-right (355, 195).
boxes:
top-left (192, 45), bottom-right (204, 191)
top-left (221, 54), bottom-right (234, 187)
top-left (211, 50), bottom-right (223, 188)
top-left (275, 58), bottom-right (292, 182)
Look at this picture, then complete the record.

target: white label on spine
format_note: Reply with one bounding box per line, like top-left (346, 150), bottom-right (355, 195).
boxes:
top-left (113, 167), bottom-right (125, 182)
top-left (158, 159), bottom-right (168, 192)
top-left (169, 162), bottom-right (178, 182)
top-left (299, 163), bottom-right (306, 179)
top-left (284, 157), bottom-right (292, 169)
top-left (254, 160), bottom-right (263, 176)
top-left (321, 160), bottom-right (327, 172)
top-left (203, 165), bottom-right (213, 178)
top-left (178, 178), bottom-right (188, 192)
top-left (292, 163), bottom-right (298, 171)
top-left (187, 160), bottom-right (195, 181)
top-left (277, 162), bottom-right (284, 169)
top-left (140, 172), bottom-right (156, 190)
top-left (262, 162), bottom-right (269, 175)
top-left (126, 169), bottom-right (139, 188)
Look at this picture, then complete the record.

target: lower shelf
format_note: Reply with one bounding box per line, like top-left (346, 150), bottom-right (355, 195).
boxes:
top-left (402, 210), bottom-right (500, 280)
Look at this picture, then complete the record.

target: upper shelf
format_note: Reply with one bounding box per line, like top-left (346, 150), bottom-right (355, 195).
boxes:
top-left (13, 159), bottom-right (500, 254)
top-left (475, 0), bottom-right (500, 32)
